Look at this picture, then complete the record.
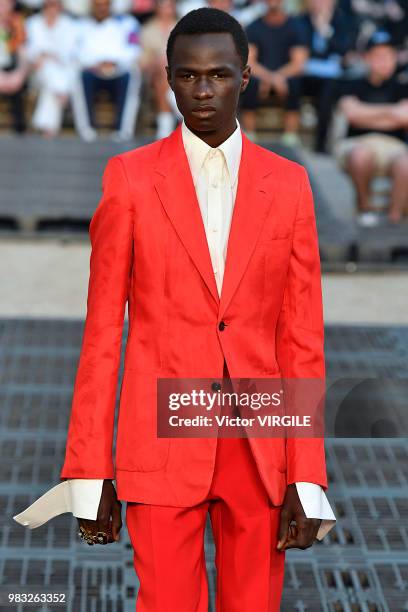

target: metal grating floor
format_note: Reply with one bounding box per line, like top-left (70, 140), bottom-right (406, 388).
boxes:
top-left (0, 318), bottom-right (407, 611)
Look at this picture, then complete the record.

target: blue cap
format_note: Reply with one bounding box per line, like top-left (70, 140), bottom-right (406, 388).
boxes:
top-left (366, 30), bottom-right (393, 50)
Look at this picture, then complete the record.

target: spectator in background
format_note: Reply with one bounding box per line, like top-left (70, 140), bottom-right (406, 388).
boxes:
top-left (63, 0), bottom-right (147, 19)
top-left (334, 31), bottom-right (408, 227)
top-left (131, 0), bottom-right (155, 23)
top-left (298, 0), bottom-right (351, 152)
top-left (63, 0), bottom-right (91, 17)
top-left (26, 0), bottom-right (78, 138)
top-left (72, 0), bottom-right (142, 141)
top-left (340, 0), bottom-right (405, 53)
top-left (0, 0), bottom-right (28, 133)
top-left (388, 5), bottom-right (408, 74)
top-left (207, 0), bottom-right (267, 28)
top-left (138, 0), bottom-right (179, 139)
top-left (239, 0), bottom-right (308, 146)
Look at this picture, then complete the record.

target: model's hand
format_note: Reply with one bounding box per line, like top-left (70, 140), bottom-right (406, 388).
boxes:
top-left (276, 484), bottom-right (322, 551)
top-left (77, 480), bottom-right (122, 545)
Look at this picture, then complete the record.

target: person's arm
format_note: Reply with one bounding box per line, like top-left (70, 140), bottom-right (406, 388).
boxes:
top-left (248, 41), bottom-right (308, 83)
top-left (24, 17), bottom-right (40, 64)
top-left (117, 15), bottom-right (142, 72)
top-left (276, 167), bottom-right (327, 488)
top-left (247, 42), bottom-right (274, 82)
top-left (276, 17), bottom-right (309, 78)
top-left (339, 96), bottom-right (408, 130)
top-left (276, 45), bottom-right (309, 79)
top-left (275, 167), bottom-right (328, 550)
top-left (137, 21), bottom-right (156, 72)
top-left (60, 155), bottom-right (134, 480)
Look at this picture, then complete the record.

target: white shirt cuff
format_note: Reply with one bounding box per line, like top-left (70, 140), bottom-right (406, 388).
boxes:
top-left (13, 479), bottom-right (105, 528)
top-left (295, 482), bottom-right (337, 540)
top-left (69, 479), bottom-right (104, 520)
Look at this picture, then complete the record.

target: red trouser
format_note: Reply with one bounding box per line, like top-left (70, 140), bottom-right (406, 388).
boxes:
top-left (125, 363), bottom-right (286, 611)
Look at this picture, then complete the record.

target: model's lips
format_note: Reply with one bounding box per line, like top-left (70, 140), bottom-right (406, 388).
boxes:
top-left (191, 107), bottom-right (217, 118)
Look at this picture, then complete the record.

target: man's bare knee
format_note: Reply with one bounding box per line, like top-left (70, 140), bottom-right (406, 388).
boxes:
top-left (390, 152), bottom-right (408, 178)
top-left (346, 146), bottom-right (376, 174)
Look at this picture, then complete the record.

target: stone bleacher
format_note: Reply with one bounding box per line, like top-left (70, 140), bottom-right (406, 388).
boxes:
top-left (0, 131), bottom-right (407, 266)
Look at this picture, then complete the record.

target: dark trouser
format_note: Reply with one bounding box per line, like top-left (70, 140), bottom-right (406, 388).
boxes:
top-left (299, 75), bottom-right (342, 153)
top-left (239, 73), bottom-right (341, 152)
top-left (81, 69), bottom-right (130, 130)
top-left (1, 61), bottom-right (26, 133)
top-left (7, 87), bottom-right (26, 133)
top-left (239, 75), bottom-right (302, 112)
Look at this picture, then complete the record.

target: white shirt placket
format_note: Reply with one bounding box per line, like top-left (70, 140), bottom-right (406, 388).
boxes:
top-left (206, 149), bottom-right (226, 296)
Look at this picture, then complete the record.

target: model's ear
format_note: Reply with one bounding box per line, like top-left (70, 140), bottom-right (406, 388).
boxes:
top-left (240, 64), bottom-right (251, 93)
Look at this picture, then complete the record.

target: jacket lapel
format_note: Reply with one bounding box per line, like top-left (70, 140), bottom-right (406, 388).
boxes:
top-left (153, 122), bottom-right (277, 317)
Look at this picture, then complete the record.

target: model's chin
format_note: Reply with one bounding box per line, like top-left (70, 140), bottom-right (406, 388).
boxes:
top-left (187, 113), bottom-right (220, 131)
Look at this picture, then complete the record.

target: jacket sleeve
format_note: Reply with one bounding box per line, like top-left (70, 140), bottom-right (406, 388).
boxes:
top-left (60, 156), bottom-right (134, 480)
top-left (275, 166), bottom-right (328, 490)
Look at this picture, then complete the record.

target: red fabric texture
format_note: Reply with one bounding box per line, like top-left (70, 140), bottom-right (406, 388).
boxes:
top-left (126, 430), bottom-right (285, 611)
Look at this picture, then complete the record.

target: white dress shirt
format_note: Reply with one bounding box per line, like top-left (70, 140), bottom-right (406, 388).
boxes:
top-left (14, 118), bottom-right (336, 541)
top-left (75, 14), bottom-right (141, 73)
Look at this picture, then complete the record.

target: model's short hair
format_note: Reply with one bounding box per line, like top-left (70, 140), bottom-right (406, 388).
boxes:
top-left (166, 7), bottom-right (249, 69)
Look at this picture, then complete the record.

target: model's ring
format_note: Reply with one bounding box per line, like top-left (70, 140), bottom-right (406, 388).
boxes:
top-left (78, 526), bottom-right (95, 545)
top-left (95, 531), bottom-right (108, 545)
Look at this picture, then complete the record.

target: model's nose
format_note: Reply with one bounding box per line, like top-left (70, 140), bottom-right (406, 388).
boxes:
top-left (194, 77), bottom-right (214, 98)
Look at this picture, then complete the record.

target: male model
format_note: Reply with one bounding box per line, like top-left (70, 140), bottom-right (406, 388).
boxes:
top-left (14, 8), bottom-right (336, 611)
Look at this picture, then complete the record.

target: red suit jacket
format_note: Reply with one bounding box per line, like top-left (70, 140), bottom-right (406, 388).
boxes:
top-left (60, 123), bottom-right (328, 507)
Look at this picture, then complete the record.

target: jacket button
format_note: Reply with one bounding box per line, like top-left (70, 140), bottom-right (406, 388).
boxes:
top-left (211, 382), bottom-right (221, 392)
top-left (218, 321), bottom-right (226, 331)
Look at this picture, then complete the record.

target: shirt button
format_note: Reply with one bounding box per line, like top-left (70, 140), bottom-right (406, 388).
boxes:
top-left (212, 228), bottom-right (218, 232)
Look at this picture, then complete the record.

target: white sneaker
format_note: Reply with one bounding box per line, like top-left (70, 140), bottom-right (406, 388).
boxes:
top-left (357, 212), bottom-right (380, 227)
top-left (110, 130), bottom-right (133, 143)
top-left (280, 132), bottom-right (302, 147)
top-left (79, 127), bottom-right (98, 142)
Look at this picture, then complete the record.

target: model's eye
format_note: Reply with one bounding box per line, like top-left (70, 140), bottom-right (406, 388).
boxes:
top-left (182, 73), bottom-right (195, 80)
top-left (213, 73), bottom-right (225, 79)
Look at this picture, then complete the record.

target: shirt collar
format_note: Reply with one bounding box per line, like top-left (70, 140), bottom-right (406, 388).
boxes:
top-left (181, 117), bottom-right (242, 188)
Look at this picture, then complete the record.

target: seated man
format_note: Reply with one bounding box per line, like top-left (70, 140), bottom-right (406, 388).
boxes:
top-left (298, 0), bottom-right (352, 152)
top-left (25, 0), bottom-right (78, 138)
top-left (334, 30), bottom-right (408, 226)
top-left (239, 0), bottom-right (308, 145)
top-left (137, 0), bottom-right (178, 140)
top-left (72, 0), bottom-right (142, 141)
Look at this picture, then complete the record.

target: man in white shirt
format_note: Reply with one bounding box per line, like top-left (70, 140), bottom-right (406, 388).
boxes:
top-left (25, 0), bottom-right (78, 137)
top-left (71, 0), bottom-right (142, 140)
top-left (14, 7), bottom-right (336, 610)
